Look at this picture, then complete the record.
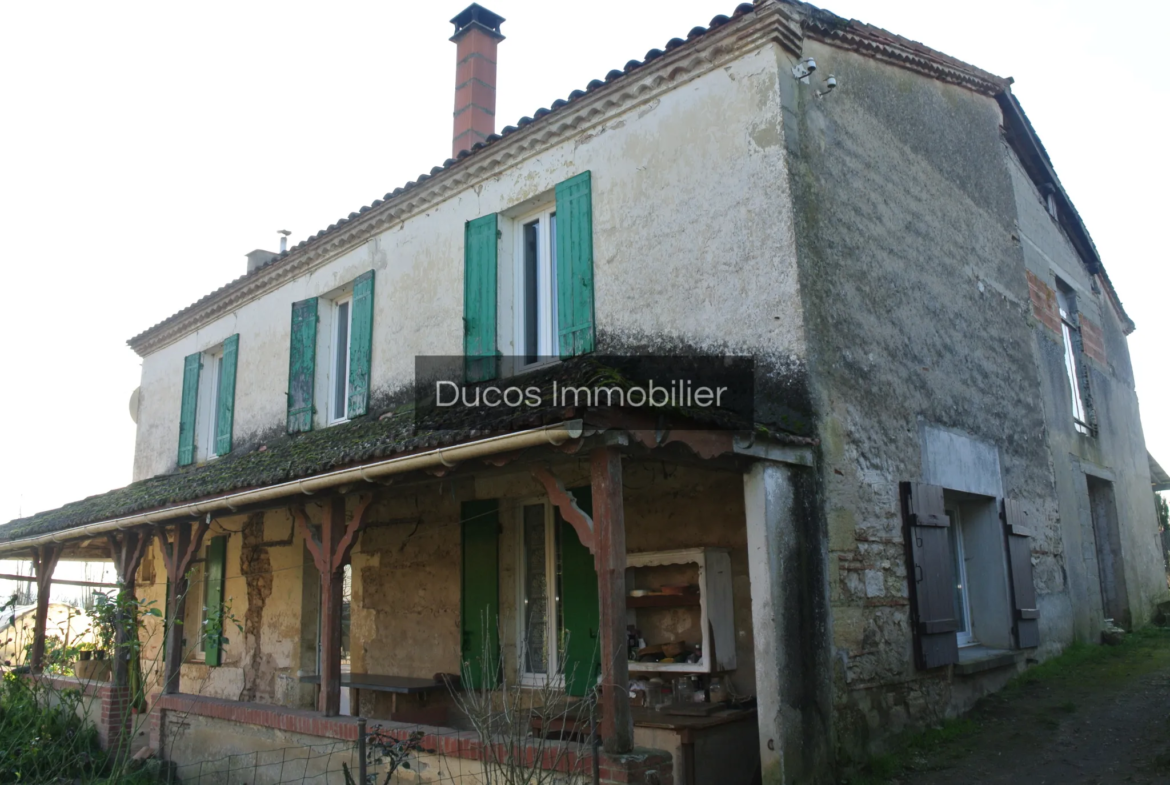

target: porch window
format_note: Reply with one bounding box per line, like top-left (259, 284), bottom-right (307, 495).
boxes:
top-left (520, 502), bottom-right (564, 683)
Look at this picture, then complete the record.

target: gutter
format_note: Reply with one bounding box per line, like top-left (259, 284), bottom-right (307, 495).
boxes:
top-left (0, 420), bottom-right (584, 556)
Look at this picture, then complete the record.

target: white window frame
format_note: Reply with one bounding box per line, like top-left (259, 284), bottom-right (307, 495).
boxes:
top-left (328, 295), bottom-right (353, 424)
top-left (516, 498), bottom-right (564, 688)
top-left (947, 507), bottom-right (975, 648)
top-left (195, 346), bottom-right (225, 462)
top-left (512, 207), bottom-right (558, 371)
top-left (1055, 283), bottom-right (1091, 435)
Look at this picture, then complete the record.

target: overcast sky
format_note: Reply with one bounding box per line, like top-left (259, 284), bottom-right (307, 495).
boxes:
top-left (0, 0), bottom-right (1165, 525)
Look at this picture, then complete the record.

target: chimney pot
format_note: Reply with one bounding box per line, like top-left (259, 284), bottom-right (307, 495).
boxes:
top-left (246, 249), bottom-right (278, 274)
top-left (450, 4), bottom-right (505, 159)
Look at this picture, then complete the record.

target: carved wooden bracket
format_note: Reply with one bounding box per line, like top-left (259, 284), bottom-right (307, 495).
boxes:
top-left (531, 466), bottom-right (595, 555)
top-left (293, 493), bottom-right (375, 575)
top-left (108, 529), bottom-right (151, 586)
top-left (158, 519), bottom-right (209, 585)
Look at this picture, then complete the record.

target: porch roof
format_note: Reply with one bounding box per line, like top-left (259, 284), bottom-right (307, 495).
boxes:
top-left (0, 360), bottom-right (813, 550)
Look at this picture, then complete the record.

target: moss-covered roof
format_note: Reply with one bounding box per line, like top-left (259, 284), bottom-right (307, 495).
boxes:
top-left (0, 357), bottom-right (812, 545)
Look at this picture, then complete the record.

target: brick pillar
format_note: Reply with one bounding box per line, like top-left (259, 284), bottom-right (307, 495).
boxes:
top-left (449, 4), bottom-right (505, 157)
top-left (598, 749), bottom-right (674, 785)
top-left (98, 683), bottom-right (133, 755)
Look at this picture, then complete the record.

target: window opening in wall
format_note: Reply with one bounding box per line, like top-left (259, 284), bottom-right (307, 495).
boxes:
top-left (515, 210), bottom-right (557, 368)
top-left (187, 554), bottom-right (207, 662)
top-left (520, 501), bottom-right (564, 684)
top-left (1055, 280), bottom-right (1091, 435)
top-left (946, 507), bottom-right (974, 647)
top-left (1087, 477), bottom-right (1130, 628)
top-left (330, 298), bottom-right (352, 423)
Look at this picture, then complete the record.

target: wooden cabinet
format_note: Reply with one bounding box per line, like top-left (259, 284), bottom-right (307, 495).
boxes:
top-left (626, 548), bottom-right (736, 674)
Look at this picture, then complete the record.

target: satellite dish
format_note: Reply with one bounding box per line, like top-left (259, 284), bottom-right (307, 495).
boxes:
top-left (129, 387), bottom-right (141, 424)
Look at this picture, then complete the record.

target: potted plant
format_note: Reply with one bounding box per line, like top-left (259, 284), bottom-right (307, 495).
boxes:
top-left (74, 593), bottom-right (117, 681)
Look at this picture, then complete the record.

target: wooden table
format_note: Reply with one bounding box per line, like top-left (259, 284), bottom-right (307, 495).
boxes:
top-left (298, 673), bottom-right (448, 718)
top-left (631, 706), bottom-right (758, 785)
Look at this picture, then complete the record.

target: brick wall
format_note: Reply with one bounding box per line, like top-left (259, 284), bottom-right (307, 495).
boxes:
top-left (1027, 270), bottom-right (1061, 334)
top-left (1079, 314), bottom-right (1107, 365)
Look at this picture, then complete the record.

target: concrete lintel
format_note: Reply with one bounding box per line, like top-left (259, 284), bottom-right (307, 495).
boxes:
top-left (734, 436), bottom-right (814, 467)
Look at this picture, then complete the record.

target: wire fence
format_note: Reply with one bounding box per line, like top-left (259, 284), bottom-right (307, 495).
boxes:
top-left (164, 718), bottom-right (599, 785)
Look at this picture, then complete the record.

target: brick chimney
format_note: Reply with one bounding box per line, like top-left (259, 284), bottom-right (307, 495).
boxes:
top-left (450, 4), bottom-right (505, 158)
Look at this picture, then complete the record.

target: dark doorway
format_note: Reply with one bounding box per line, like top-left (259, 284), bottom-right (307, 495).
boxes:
top-left (1087, 476), bottom-right (1130, 628)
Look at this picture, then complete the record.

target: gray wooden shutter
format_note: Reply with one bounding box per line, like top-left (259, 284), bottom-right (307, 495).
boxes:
top-left (177, 352), bottom-right (201, 467)
top-left (215, 334), bottom-right (239, 456)
top-left (287, 298), bottom-right (318, 433)
top-left (900, 481), bottom-right (959, 669)
top-left (463, 214), bottom-right (498, 382)
top-left (555, 171), bottom-right (595, 358)
top-left (347, 271), bottom-right (374, 417)
top-left (1002, 499), bottom-right (1040, 649)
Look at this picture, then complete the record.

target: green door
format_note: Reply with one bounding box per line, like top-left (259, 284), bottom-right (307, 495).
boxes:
top-left (461, 500), bottom-right (500, 690)
top-left (559, 487), bottom-right (600, 697)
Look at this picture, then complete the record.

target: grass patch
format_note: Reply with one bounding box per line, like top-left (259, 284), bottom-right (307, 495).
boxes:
top-left (846, 625), bottom-right (1170, 784)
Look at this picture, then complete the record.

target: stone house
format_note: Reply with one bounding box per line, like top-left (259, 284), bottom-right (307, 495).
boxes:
top-left (0, 2), bottom-right (1164, 783)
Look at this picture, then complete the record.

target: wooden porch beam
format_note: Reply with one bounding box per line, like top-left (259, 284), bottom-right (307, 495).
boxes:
top-left (158, 519), bottom-right (209, 694)
top-left (531, 466), bottom-right (595, 555)
top-left (107, 529), bottom-right (152, 691)
top-left (28, 544), bottom-right (62, 674)
top-left (292, 493), bottom-right (374, 717)
top-left (591, 446), bottom-right (633, 754)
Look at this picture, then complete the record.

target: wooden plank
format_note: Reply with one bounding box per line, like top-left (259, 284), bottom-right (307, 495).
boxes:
top-left (107, 529), bottom-right (151, 692)
top-left (626, 594), bottom-right (700, 608)
top-left (297, 673), bottom-right (445, 693)
top-left (592, 445), bottom-right (632, 754)
top-left (160, 520), bottom-right (208, 694)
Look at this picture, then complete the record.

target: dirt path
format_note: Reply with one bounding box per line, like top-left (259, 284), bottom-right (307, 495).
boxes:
top-left (881, 627), bottom-right (1170, 785)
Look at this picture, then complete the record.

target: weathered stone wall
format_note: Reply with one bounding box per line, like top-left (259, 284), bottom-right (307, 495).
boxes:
top-left (782, 39), bottom-right (1062, 760)
top-left (1007, 151), bottom-right (1167, 637)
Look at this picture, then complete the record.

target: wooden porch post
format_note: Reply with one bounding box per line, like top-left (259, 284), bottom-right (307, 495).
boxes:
top-left (591, 445), bottom-right (633, 754)
top-left (108, 529), bottom-right (151, 690)
top-left (29, 544), bottom-right (62, 674)
top-left (294, 494), bottom-right (373, 717)
top-left (158, 520), bottom-right (208, 694)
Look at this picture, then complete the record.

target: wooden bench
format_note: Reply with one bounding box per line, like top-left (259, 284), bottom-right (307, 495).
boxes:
top-left (299, 673), bottom-right (451, 723)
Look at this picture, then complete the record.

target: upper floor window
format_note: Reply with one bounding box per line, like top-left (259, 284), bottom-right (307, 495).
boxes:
top-left (516, 208), bottom-right (557, 368)
top-left (1055, 279), bottom-right (1092, 435)
top-left (329, 296), bottom-right (353, 423)
top-left (286, 271), bottom-right (374, 434)
top-left (462, 171), bottom-right (595, 383)
top-left (177, 334), bottom-right (239, 467)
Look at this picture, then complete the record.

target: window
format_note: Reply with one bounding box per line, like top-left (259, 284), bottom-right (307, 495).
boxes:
top-left (183, 535), bottom-right (227, 665)
top-left (519, 501), bottom-right (564, 684)
top-left (462, 171), bottom-right (595, 383)
top-left (178, 335), bottom-right (238, 467)
top-left (515, 209), bottom-right (558, 368)
top-left (285, 271), bottom-right (374, 434)
top-left (946, 507), bottom-right (974, 647)
top-left (329, 297), bottom-right (353, 423)
top-left (1055, 279), bottom-right (1091, 435)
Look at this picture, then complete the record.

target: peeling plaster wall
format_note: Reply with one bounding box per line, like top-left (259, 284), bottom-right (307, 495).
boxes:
top-left (783, 40), bottom-right (1061, 761)
top-left (131, 40), bottom-right (805, 481)
top-left (136, 513), bottom-right (311, 705)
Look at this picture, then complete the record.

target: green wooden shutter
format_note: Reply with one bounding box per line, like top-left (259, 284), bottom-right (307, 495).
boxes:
top-left (461, 499), bottom-right (500, 690)
top-left (287, 298), bottom-right (318, 433)
top-left (347, 271), bottom-right (375, 417)
top-left (177, 352), bottom-right (201, 467)
top-left (215, 334), bottom-right (239, 456)
top-left (555, 171), bottom-right (596, 358)
top-left (203, 536), bottom-right (227, 667)
top-left (463, 214), bottom-right (498, 382)
top-left (560, 487), bottom-right (600, 697)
